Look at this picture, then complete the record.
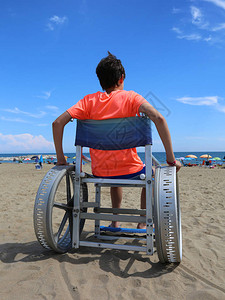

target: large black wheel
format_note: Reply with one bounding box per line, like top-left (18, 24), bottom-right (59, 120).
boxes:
top-left (154, 166), bottom-right (182, 263)
top-left (33, 165), bottom-right (88, 253)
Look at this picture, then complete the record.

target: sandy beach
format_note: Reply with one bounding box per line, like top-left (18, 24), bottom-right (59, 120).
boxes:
top-left (0, 163), bottom-right (225, 300)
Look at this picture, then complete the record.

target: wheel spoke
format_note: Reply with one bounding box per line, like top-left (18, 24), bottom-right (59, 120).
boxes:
top-left (55, 212), bottom-right (69, 241)
top-left (53, 202), bottom-right (72, 211)
top-left (66, 172), bottom-right (71, 203)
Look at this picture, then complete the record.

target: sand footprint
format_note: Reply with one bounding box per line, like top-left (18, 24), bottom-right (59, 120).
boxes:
top-left (98, 274), bottom-right (109, 284)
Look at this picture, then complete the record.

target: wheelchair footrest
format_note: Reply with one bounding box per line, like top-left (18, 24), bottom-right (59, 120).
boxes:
top-left (100, 225), bottom-right (152, 234)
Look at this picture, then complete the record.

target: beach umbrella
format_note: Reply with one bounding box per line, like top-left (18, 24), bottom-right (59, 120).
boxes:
top-left (200, 154), bottom-right (212, 159)
top-left (184, 157), bottom-right (192, 160)
top-left (185, 154), bottom-right (197, 159)
top-left (177, 157), bottom-right (185, 160)
top-left (31, 155), bottom-right (39, 160)
top-left (24, 158), bottom-right (31, 161)
top-left (212, 157), bottom-right (221, 161)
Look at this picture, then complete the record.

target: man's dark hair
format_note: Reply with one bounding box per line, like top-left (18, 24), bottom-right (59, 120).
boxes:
top-left (96, 51), bottom-right (126, 90)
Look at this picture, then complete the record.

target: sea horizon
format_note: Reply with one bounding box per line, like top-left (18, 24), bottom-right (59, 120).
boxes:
top-left (1, 151), bottom-right (225, 165)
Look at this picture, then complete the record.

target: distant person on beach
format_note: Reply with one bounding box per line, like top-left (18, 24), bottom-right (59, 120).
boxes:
top-left (39, 155), bottom-right (43, 169)
top-left (52, 52), bottom-right (181, 228)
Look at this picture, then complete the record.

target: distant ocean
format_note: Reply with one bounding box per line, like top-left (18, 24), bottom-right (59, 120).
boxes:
top-left (0, 151), bottom-right (225, 164)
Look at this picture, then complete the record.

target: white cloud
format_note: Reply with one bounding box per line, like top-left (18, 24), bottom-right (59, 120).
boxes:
top-left (45, 105), bottom-right (59, 111)
top-left (172, 27), bottom-right (182, 34)
top-left (203, 0), bottom-right (225, 10)
top-left (45, 105), bottom-right (59, 117)
top-left (173, 29), bottom-right (212, 42)
top-left (204, 36), bottom-right (212, 41)
top-left (47, 23), bottom-right (54, 31)
top-left (0, 116), bottom-right (30, 123)
top-left (176, 96), bottom-right (225, 113)
top-left (172, 8), bottom-right (182, 14)
top-left (212, 23), bottom-right (225, 31)
top-left (36, 91), bottom-right (52, 100)
top-left (172, 27), bottom-right (205, 42)
top-left (172, 4), bottom-right (224, 45)
top-left (178, 33), bottom-right (202, 40)
top-left (37, 124), bottom-right (49, 127)
top-left (176, 96), bottom-right (218, 106)
top-left (47, 15), bottom-right (68, 31)
top-left (216, 104), bottom-right (225, 112)
top-left (1, 107), bottom-right (46, 118)
top-left (190, 6), bottom-right (209, 29)
top-left (50, 16), bottom-right (67, 24)
top-left (191, 6), bottom-right (202, 25)
top-left (0, 133), bottom-right (54, 152)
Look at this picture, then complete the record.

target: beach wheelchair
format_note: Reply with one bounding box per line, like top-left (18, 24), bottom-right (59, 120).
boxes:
top-left (33, 116), bottom-right (182, 263)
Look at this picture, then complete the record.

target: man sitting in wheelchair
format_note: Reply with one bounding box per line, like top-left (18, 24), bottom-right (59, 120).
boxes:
top-left (52, 52), bottom-right (181, 229)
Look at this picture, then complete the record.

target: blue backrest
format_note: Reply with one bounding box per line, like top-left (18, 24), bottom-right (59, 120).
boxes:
top-left (75, 116), bottom-right (152, 150)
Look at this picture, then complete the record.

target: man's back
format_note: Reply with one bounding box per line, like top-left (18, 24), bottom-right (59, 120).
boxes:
top-left (67, 90), bottom-right (148, 177)
top-left (67, 90), bottom-right (146, 120)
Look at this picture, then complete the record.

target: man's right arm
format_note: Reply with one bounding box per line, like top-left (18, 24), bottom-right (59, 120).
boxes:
top-left (52, 111), bottom-right (72, 165)
top-left (139, 102), bottom-right (181, 172)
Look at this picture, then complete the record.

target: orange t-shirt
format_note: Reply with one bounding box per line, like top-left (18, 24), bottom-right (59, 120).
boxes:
top-left (67, 90), bottom-right (148, 176)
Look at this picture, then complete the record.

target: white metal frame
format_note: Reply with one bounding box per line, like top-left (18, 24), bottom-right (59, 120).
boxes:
top-left (72, 139), bottom-right (159, 255)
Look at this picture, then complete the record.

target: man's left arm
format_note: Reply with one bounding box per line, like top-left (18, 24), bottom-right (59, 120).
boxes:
top-left (52, 111), bottom-right (72, 165)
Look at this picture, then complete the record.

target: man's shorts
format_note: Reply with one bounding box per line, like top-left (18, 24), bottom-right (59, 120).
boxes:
top-left (94, 166), bottom-right (146, 179)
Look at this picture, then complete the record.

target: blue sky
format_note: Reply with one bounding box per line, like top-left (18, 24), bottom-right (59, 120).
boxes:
top-left (0, 0), bottom-right (225, 154)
